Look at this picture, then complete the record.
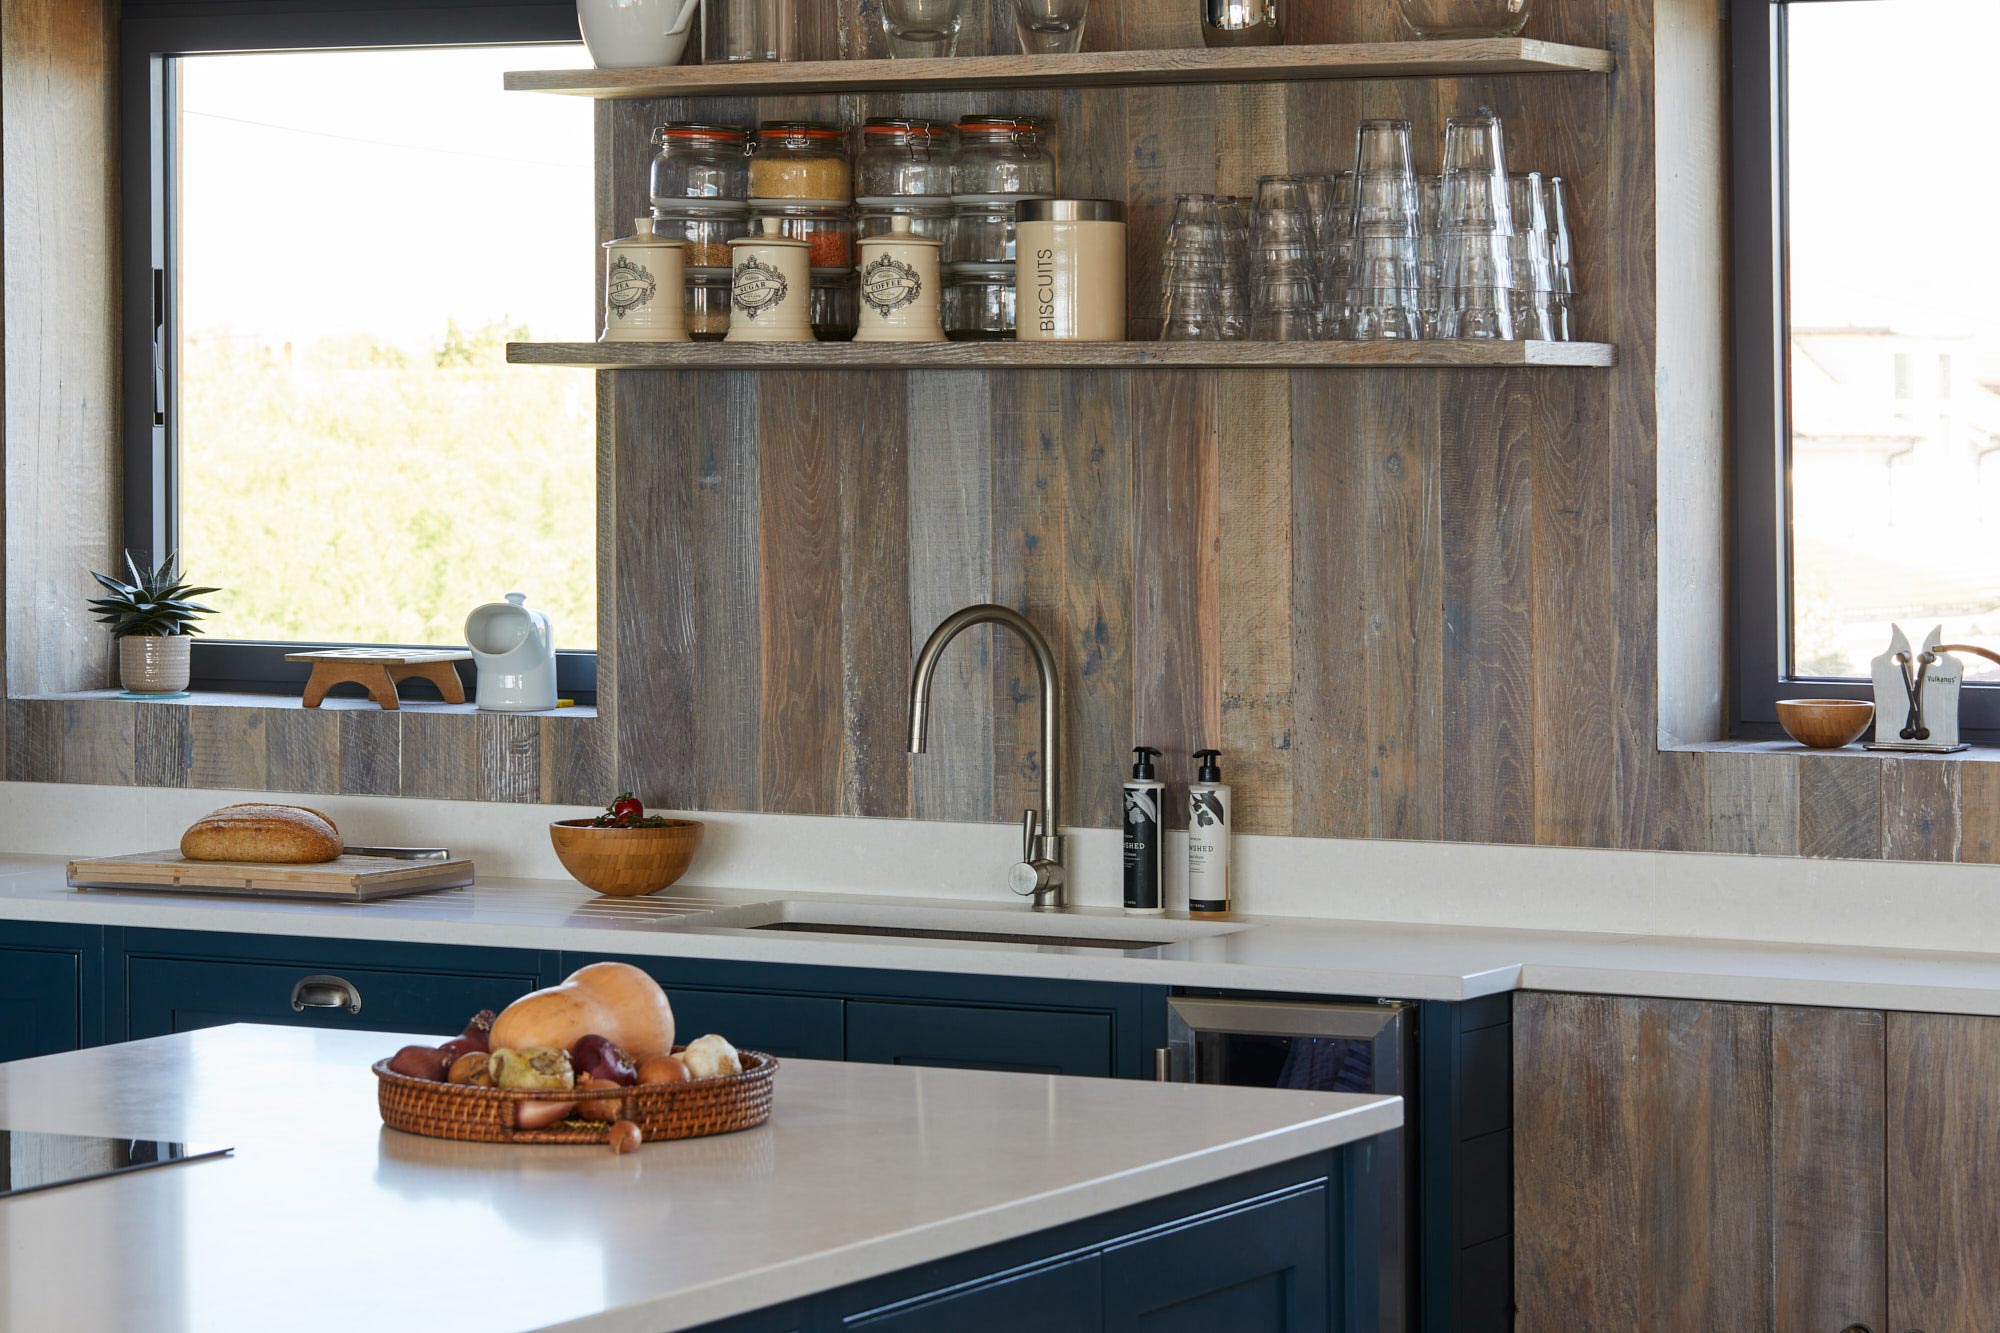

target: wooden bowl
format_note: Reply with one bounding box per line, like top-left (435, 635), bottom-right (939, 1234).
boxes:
top-left (1775, 699), bottom-right (1874, 749)
top-left (548, 818), bottom-right (703, 896)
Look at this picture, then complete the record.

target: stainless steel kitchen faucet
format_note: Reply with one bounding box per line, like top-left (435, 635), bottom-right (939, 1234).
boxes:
top-left (907, 604), bottom-right (1066, 910)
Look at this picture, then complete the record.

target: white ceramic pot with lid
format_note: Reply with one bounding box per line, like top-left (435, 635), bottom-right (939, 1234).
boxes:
top-left (464, 592), bottom-right (558, 713)
top-left (602, 217), bottom-right (690, 342)
top-left (855, 215), bottom-right (944, 343)
top-left (578, 0), bottom-right (703, 69)
top-left (726, 216), bottom-right (813, 342)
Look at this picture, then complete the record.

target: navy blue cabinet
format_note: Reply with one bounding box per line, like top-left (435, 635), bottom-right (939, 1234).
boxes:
top-left (120, 931), bottom-right (558, 1042)
top-left (846, 1000), bottom-right (1113, 1077)
top-left (1102, 1184), bottom-right (1328, 1331)
top-left (563, 952), bottom-right (1160, 1079)
top-left (0, 923), bottom-right (105, 1060)
top-left (849, 1254), bottom-right (1105, 1330)
top-left (0, 948), bottom-right (81, 1061)
top-left (697, 1157), bottom-right (1349, 1333)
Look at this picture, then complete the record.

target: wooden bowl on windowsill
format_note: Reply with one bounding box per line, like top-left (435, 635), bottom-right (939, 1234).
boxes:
top-left (549, 819), bottom-right (703, 897)
top-left (1775, 699), bottom-right (1874, 750)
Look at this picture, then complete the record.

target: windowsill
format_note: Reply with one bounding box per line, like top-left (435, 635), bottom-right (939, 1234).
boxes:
top-left (18, 689), bottom-right (598, 720)
top-left (1668, 738), bottom-right (2000, 763)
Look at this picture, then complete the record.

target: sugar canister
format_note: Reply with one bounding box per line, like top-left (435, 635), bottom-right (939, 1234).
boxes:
top-left (855, 215), bottom-right (944, 343)
top-left (601, 217), bottom-right (689, 343)
top-left (1015, 198), bottom-right (1126, 342)
top-left (726, 216), bottom-right (812, 342)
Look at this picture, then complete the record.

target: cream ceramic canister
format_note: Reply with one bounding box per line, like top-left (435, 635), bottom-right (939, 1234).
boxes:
top-left (1015, 198), bottom-right (1127, 342)
top-left (601, 217), bottom-right (689, 342)
top-left (854, 214), bottom-right (943, 343)
top-left (727, 216), bottom-right (813, 342)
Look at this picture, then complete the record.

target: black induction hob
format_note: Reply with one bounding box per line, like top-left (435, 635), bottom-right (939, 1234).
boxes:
top-left (0, 1131), bottom-right (231, 1200)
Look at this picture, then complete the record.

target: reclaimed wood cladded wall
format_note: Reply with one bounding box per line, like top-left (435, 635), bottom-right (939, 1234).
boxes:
top-left (6, 0), bottom-right (2000, 861)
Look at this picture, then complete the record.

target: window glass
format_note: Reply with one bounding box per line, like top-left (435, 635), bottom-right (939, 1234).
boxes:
top-left (1786, 0), bottom-right (2000, 681)
top-left (175, 45), bottom-right (597, 648)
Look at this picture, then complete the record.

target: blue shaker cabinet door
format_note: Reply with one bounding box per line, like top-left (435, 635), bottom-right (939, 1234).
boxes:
top-left (845, 1254), bottom-right (1104, 1331)
top-left (845, 1000), bottom-right (1113, 1078)
top-left (126, 957), bottom-right (539, 1042)
top-left (0, 948), bottom-right (82, 1063)
top-left (1102, 1183), bottom-right (1330, 1333)
top-left (662, 988), bottom-right (845, 1062)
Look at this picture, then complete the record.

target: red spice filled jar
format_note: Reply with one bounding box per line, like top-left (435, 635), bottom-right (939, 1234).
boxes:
top-left (747, 200), bottom-right (855, 270)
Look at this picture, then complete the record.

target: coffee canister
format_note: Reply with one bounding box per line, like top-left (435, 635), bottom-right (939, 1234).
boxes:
top-left (601, 217), bottom-right (689, 343)
top-left (1015, 198), bottom-right (1126, 342)
top-left (726, 216), bottom-right (813, 342)
top-left (855, 215), bottom-right (944, 343)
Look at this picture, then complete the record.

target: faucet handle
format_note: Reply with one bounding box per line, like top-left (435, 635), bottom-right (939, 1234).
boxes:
top-left (1019, 808), bottom-right (1039, 861)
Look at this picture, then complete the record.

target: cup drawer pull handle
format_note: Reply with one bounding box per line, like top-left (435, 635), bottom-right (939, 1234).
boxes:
top-left (291, 974), bottom-right (362, 1014)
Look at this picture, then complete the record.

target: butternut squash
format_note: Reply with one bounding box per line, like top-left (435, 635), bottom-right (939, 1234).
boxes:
top-left (488, 962), bottom-right (676, 1060)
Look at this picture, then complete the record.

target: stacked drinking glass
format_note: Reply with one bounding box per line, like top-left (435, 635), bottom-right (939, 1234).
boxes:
top-left (1434, 112), bottom-right (1517, 339)
top-left (1248, 175), bottom-right (1322, 340)
top-left (1312, 172), bottom-right (1357, 337)
top-left (1160, 194), bottom-right (1231, 341)
top-left (1506, 171), bottom-right (1557, 340)
top-left (1546, 175), bottom-right (1577, 340)
top-left (1341, 120), bottom-right (1423, 341)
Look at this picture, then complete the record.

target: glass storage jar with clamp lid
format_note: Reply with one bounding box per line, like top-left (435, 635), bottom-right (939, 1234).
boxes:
top-left (748, 121), bottom-right (851, 202)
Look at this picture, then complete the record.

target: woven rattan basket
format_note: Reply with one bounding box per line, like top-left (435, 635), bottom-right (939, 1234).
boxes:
top-left (373, 1049), bottom-right (777, 1144)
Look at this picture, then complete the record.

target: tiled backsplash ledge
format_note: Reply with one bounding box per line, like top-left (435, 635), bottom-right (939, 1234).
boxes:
top-left (5, 780), bottom-right (1998, 958)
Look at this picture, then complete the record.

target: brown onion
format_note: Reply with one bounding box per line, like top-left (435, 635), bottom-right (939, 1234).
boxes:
top-left (608, 1121), bottom-right (642, 1155)
top-left (575, 1076), bottom-right (625, 1123)
top-left (514, 1099), bottom-right (578, 1130)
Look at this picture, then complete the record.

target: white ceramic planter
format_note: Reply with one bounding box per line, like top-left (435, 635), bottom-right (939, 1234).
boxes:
top-left (119, 635), bottom-right (191, 694)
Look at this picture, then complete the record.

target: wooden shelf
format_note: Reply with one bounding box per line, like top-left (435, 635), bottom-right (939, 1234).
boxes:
top-left (505, 39), bottom-right (1614, 100)
top-left (508, 340), bottom-right (1618, 371)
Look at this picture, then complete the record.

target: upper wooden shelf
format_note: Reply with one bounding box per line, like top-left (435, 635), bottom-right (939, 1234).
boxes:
top-left (504, 39), bottom-right (1615, 100)
top-left (508, 340), bottom-right (1617, 371)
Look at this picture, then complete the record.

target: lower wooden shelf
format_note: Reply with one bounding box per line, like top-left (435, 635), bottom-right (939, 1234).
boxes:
top-left (507, 339), bottom-right (1618, 371)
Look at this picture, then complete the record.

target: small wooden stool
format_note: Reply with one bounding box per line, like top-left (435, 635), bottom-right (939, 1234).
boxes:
top-left (286, 649), bottom-right (473, 711)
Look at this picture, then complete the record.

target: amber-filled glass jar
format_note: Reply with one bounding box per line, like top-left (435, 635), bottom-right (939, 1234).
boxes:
top-left (748, 121), bottom-right (851, 201)
top-left (749, 200), bottom-right (856, 270)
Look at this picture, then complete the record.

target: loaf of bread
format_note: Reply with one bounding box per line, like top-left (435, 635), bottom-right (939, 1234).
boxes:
top-left (179, 804), bottom-right (342, 864)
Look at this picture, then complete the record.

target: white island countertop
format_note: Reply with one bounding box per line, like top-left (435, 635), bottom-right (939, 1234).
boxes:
top-left (0, 1025), bottom-right (1399, 1333)
top-left (7, 854), bottom-right (2000, 1013)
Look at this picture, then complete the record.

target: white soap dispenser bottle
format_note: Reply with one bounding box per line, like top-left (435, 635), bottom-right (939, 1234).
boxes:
top-left (1187, 748), bottom-right (1232, 916)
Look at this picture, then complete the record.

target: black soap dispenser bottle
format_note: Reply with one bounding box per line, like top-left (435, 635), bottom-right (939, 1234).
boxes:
top-left (1122, 746), bottom-right (1165, 915)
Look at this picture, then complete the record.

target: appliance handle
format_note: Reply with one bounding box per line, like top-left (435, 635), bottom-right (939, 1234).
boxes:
top-left (1167, 994), bottom-right (1403, 1042)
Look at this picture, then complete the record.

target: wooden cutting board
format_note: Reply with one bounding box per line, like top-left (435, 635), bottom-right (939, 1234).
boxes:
top-left (66, 851), bottom-right (475, 902)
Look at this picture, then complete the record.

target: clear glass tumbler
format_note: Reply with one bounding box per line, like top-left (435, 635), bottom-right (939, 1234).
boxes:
top-left (702, 0), bottom-right (799, 62)
top-left (1012, 0), bottom-right (1089, 54)
top-left (1397, 0), bottom-right (1531, 38)
top-left (883, 0), bottom-right (966, 57)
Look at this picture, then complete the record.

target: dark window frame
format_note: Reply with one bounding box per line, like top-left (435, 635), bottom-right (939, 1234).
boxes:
top-left (1730, 0), bottom-right (2000, 742)
top-left (119, 0), bottom-right (596, 702)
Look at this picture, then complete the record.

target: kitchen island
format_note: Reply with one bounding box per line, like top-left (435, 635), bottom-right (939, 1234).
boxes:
top-left (0, 1024), bottom-right (1400, 1332)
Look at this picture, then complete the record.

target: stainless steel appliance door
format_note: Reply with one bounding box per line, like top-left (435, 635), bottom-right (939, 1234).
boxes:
top-left (1164, 996), bottom-right (1410, 1333)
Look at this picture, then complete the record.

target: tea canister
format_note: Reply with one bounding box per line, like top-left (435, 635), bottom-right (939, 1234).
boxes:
top-left (726, 216), bottom-right (813, 342)
top-left (1016, 198), bottom-right (1126, 342)
top-left (601, 217), bottom-right (689, 343)
top-left (855, 215), bottom-right (943, 343)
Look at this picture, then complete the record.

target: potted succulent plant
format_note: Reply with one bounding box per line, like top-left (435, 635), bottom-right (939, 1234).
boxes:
top-left (87, 552), bottom-right (220, 695)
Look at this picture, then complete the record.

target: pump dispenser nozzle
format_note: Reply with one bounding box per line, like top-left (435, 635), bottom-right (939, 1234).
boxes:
top-left (1131, 746), bottom-right (1161, 779)
top-left (1193, 748), bottom-right (1222, 783)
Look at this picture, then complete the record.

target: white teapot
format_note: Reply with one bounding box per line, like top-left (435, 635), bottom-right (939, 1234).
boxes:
top-left (464, 592), bottom-right (558, 713)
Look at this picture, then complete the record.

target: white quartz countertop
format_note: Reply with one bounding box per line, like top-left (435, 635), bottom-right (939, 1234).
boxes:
top-left (0, 1025), bottom-right (1401, 1333)
top-left (5, 855), bottom-right (2000, 1013)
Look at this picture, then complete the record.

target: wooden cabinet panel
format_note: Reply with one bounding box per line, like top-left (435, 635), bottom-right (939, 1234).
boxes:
top-left (661, 988), bottom-right (844, 1061)
top-left (1514, 993), bottom-right (1773, 1330)
top-left (1889, 1011), bottom-right (2000, 1332)
top-left (1774, 1006), bottom-right (1885, 1331)
top-left (848, 1255), bottom-right (1103, 1331)
top-left (1101, 1184), bottom-right (1329, 1332)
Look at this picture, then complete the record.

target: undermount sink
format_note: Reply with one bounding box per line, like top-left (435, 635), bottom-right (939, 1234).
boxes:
top-left (680, 900), bottom-right (1247, 953)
